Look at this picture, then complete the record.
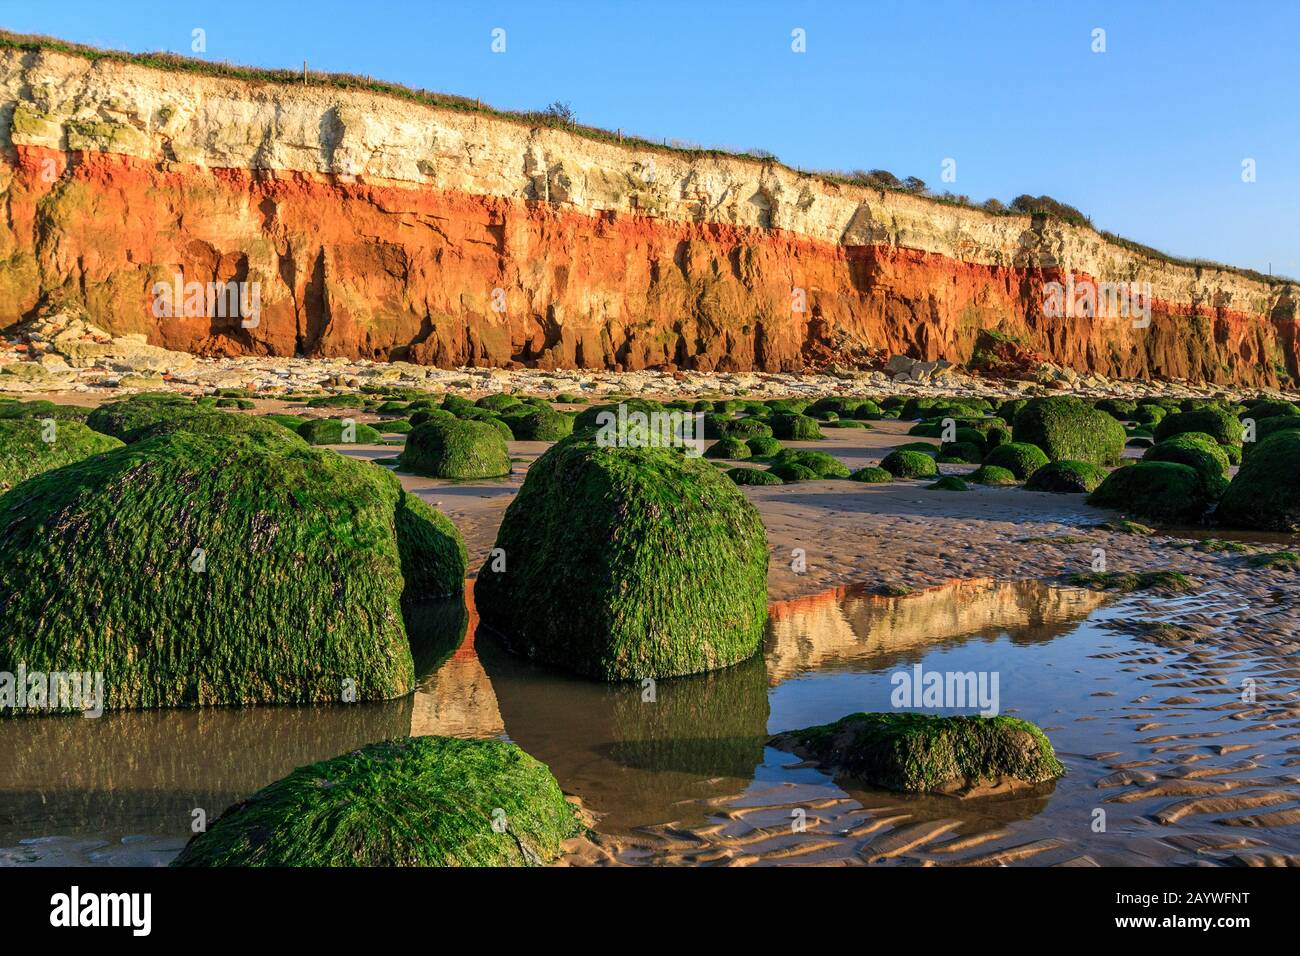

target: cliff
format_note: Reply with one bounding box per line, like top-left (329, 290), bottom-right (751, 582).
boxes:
top-left (0, 43), bottom-right (1295, 385)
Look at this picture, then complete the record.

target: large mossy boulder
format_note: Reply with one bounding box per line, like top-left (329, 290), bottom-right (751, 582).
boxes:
top-left (0, 419), bottom-right (123, 493)
top-left (1012, 397), bottom-right (1126, 465)
top-left (1143, 433), bottom-right (1230, 498)
top-left (770, 712), bottom-right (1064, 793)
top-left (504, 408), bottom-right (573, 441)
top-left (770, 413), bottom-right (823, 441)
top-left (0, 430), bottom-right (466, 712)
top-left (474, 439), bottom-right (769, 680)
top-left (981, 441), bottom-right (1049, 479)
top-left (1154, 406), bottom-right (1243, 446)
top-left (400, 419), bottom-right (510, 479)
top-left (135, 411), bottom-right (306, 445)
top-left (86, 394), bottom-right (200, 442)
top-left (1216, 431), bottom-right (1300, 530)
top-left (1024, 459), bottom-right (1109, 493)
top-left (172, 736), bottom-right (579, 866)
top-left (297, 418), bottom-right (383, 445)
top-left (878, 449), bottom-right (938, 478)
top-left (0, 400), bottom-right (91, 421)
top-left (769, 449), bottom-right (850, 478)
top-left (1087, 460), bottom-right (1210, 523)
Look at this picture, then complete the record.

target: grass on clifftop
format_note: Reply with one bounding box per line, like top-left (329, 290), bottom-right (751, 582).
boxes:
top-left (0, 28), bottom-right (1289, 285)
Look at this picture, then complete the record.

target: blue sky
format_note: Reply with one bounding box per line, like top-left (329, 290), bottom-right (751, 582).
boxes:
top-left (3, 0), bottom-right (1296, 276)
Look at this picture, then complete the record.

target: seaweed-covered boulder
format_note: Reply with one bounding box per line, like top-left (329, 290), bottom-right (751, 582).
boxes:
top-left (746, 435), bottom-right (783, 458)
top-left (968, 464), bottom-right (1018, 485)
top-left (400, 419), bottom-right (510, 479)
top-left (849, 466), bottom-right (893, 483)
top-left (1087, 460), bottom-right (1210, 523)
top-left (1154, 406), bottom-right (1243, 446)
top-left (879, 449), bottom-right (938, 478)
top-left (769, 449), bottom-right (850, 478)
top-left (726, 467), bottom-right (784, 486)
top-left (476, 393), bottom-right (524, 413)
top-left (297, 418), bottom-right (384, 445)
top-left (474, 440), bottom-right (768, 680)
top-left (1217, 431), bottom-right (1300, 531)
top-left (1133, 404), bottom-right (1167, 427)
top-left (981, 442), bottom-right (1049, 479)
top-left (1012, 397), bottom-right (1126, 465)
top-left (1247, 414), bottom-right (1300, 448)
top-left (1242, 399), bottom-right (1299, 421)
top-left (172, 737), bottom-right (578, 866)
top-left (0, 400), bottom-right (91, 421)
top-left (572, 399), bottom-right (665, 434)
top-left (1143, 433), bottom-right (1230, 498)
top-left (86, 394), bottom-right (200, 442)
top-left (704, 437), bottom-right (752, 460)
top-left (719, 417), bottom-right (773, 440)
top-left (135, 411), bottom-right (305, 444)
top-left (938, 440), bottom-right (983, 463)
top-left (505, 408), bottom-right (573, 442)
top-left (0, 420), bottom-right (123, 493)
top-left (928, 475), bottom-right (968, 491)
top-left (767, 462), bottom-right (819, 482)
top-left (409, 407), bottom-right (457, 427)
top-left (306, 393), bottom-right (365, 409)
top-left (769, 413), bottom-right (823, 441)
top-left (770, 712), bottom-right (1064, 793)
top-left (1024, 460), bottom-right (1109, 493)
top-left (1094, 398), bottom-right (1138, 420)
top-left (0, 430), bottom-right (466, 712)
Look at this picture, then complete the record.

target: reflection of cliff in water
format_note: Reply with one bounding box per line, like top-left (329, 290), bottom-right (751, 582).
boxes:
top-left (1, 596), bottom-right (470, 843)
top-left (477, 635), bottom-right (770, 835)
top-left (765, 579), bottom-right (1107, 684)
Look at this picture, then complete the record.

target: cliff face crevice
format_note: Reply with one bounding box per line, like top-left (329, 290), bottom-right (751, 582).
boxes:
top-left (0, 48), bottom-right (1294, 385)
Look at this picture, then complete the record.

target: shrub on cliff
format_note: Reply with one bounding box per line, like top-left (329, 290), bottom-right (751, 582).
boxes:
top-left (1012, 397), bottom-right (1126, 465)
top-left (770, 413), bottom-right (823, 441)
top-left (1087, 460), bottom-right (1210, 523)
top-left (769, 712), bottom-right (1064, 793)
top-left (1143, 433), bottom-right (1230, 498)
top-left (0, 419), bottom-right (123, 493)
top-left (1216, 431), bottom-right (1300, 531)
top-left (473, 439), bottom-right (768, 680)
top-left (879, 449), bottom-right (938, 479)
top-left (172, 737), bottom-right (578, 867)
top-left (981, 442), bottom-right (1049, 479)
top-left (1154, 406), bottom-right (1243, 446)
top-left (0, 430), bottom-right (466, 712)
top-left (297, 418), bottom-right (384, 445)
top-left (400, 419), bottom-right (510, 479)
top-left (1024, 460), bottom-right (1109, 494)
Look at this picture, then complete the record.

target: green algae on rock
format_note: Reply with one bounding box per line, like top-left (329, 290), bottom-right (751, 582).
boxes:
top-left (704, 437), bottom-right (752, 460)
top-left (1154, 406), bottom-right (1244, 446)
top-left (400, 418), bottom-right (510, 479)
top-left (0, 419), bottom-right (123, 493)
top-left (0, 429), bottom-right (466, 711)
top-left (769, 712), bottom-right (1064, 794)
top-left (1143, 432), bottom-right (1230, 498)
top-left (503, 407), bottom-right (573, 441)
top-left (849, 465), bottom-right (893, 483)
top-left (297, 418), bottom-right (384, 445)
top-left (928, 475), bottom-right (969, 491)
top-left (171, 736), bottom-right (579, 866)
top-left (726, 466), bottom-right (784, 486)
top-left (1217, 430), bottom-right (1300, 531)
top-left (967, 464), bottom-right (1018, 485)
top-left (474, 439), bottom-right (768, 680)
top-left (1024, 459), bottom-right (1109, 494)
top-left (769, 413), bottom-right (823, 441)
top-left (879, 449), bottom-right (938, 479)
top-left (1012, 397), bottom-right (1126, 465)
top-left (1087, 460), bottom-right (1210, 523)
top-left (85, 393), bottom-right (201, 441)
top-left (981, 441), bottom-right (1049, 479)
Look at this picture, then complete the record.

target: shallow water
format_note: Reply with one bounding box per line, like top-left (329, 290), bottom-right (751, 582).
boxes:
top-left (4, 579), bottom-right (1298, 866)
